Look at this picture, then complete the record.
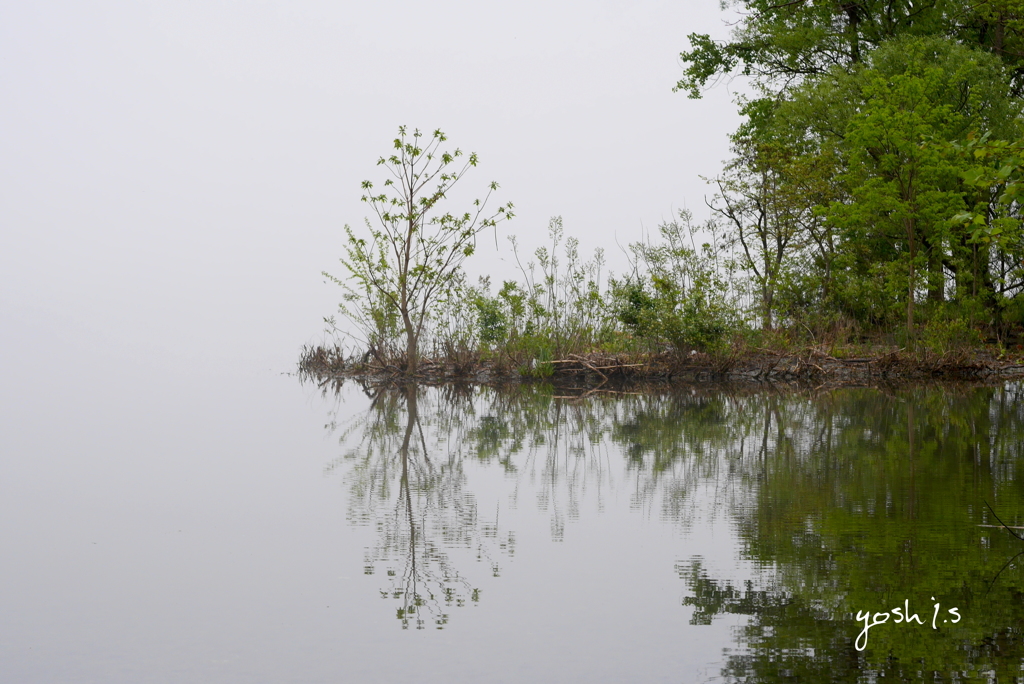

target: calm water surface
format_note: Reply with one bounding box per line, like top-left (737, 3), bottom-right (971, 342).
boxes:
top-left (3, 350), bottom-right (1024, 682)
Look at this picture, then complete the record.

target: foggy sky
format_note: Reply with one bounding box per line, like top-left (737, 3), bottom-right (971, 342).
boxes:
top-left (0, 1), bottom-right (743, 369)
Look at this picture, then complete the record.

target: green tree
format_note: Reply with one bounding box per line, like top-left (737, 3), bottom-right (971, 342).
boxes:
top-left (325, 127), bottom-right (513, 373)
top-left (709, 129), bottom-right (835, 330)
top-left (952, 133), bottom-right (1024, 331)
top-left (676, 0), bottom-right (1024, 343)
top-left (824, 37), bottom-right (1018, 338)
top-left (676, 0), bottom-right (1024, 99)
top-left (709, 35), bottom-right (1019, 338)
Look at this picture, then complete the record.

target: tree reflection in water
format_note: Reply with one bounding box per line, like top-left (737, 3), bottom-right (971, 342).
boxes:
top-left (674, 384), bottom-right (1024, 682)
top-left (311, 377), bottom-right (1024, 679)
top-left (323, 384), bottom-right (511, 629)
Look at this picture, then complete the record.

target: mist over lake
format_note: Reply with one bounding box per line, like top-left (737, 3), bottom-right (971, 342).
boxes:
top-left (7, 1), bottom-right (1024, 681)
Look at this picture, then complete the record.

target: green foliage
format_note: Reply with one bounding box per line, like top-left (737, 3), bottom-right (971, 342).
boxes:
top-left (676, 0), bottom-right (1024, 345)
top-left (950, 133), bottom-right (1024, 324)
top-left (921, 313), bottom-right (982, 356)
top-left (709, 113), bottom-right (838, 329)
top-left (613, 212), bottom-right (743, 355)
top-left (683, 29), bottom-right (1024, 343)
top-left (614, 279), bottom-right (659, 339)
top-left (472, 287), bottom-right (507, 345)
top-left (825, 38), bottom-right (1019, 337)
top-left (678, 0), bottom-right (1024, 99)
top-left (324, 126), bottom-right (513, 372)
top-left (519, 342), bottom-right (555, 378)
top-left (324, 272), bottom-right (404, 362)
top-left (520, 219), bottom-right (607, 338)
top-left (503, 217), bottom-right (618, 357)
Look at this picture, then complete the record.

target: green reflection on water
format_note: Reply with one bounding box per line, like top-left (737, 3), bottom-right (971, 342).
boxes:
top-left (318, 380), bottom-right (1024, 680)
top-left (679, 384), bottom-right (1024, 682)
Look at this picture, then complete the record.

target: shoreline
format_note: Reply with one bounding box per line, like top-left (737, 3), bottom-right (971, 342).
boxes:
top-left (298, 347), bottom-right (1024, 390)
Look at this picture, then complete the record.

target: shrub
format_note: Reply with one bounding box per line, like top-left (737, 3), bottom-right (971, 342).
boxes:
top-left (922, 312), bottom-right (981, 357)
top-left (613, 213), bottom-right (742, 355)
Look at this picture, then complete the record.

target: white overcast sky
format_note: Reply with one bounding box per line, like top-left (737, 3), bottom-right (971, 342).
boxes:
top-left (1, 1), bottom-right (744, 368)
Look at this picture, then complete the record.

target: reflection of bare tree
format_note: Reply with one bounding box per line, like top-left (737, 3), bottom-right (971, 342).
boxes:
top-left (299, 374), bottom-right (1024, 676)
top-left (481, 392), bottom-right (618, 541)
top-left (320, 382), bottom-right (790, 557)
top-left (326, 383), bottom-right (512, 629)
top-left (309, 377), bottom-right (1024, 648)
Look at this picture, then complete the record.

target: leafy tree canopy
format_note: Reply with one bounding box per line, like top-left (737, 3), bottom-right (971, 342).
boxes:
top-left (677, 0), bottom-right (1024, 98)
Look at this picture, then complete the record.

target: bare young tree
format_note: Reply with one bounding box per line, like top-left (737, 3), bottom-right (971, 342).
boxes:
top-left (326, 127), bottom-right (513, 373)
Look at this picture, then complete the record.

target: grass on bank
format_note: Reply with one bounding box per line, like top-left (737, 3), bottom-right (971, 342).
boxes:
top-left (305, 215), bottom-right (1024, 383)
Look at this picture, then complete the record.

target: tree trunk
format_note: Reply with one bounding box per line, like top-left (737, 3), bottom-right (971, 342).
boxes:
top-left (842, 1), bottom-right (861, 64)
top-left (927, 241), bottom-right (945, 303)
top-left (400, 281), bottom-right (418, 373)
top-left (399, 383), bottom-right (419, 615)
top-left (404, 317), bottom-right (418, 374)
top-left (906, 218), bottom-right (916, 346)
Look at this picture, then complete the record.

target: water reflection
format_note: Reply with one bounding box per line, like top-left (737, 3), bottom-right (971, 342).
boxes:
top-left (677, 384), bottom-right (1024, 682)
top-left (323, 385), bottom-right (513, 629)
top-left (314, 379), bottom-right (1024, 679)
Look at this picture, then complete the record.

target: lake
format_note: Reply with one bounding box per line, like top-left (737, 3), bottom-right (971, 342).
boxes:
top-left (3, 351), bottom-right (1023, 682)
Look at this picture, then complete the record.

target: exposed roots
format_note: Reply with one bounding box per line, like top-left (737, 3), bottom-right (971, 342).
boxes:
top-left (297, 344), bottom-right (1024, 390)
